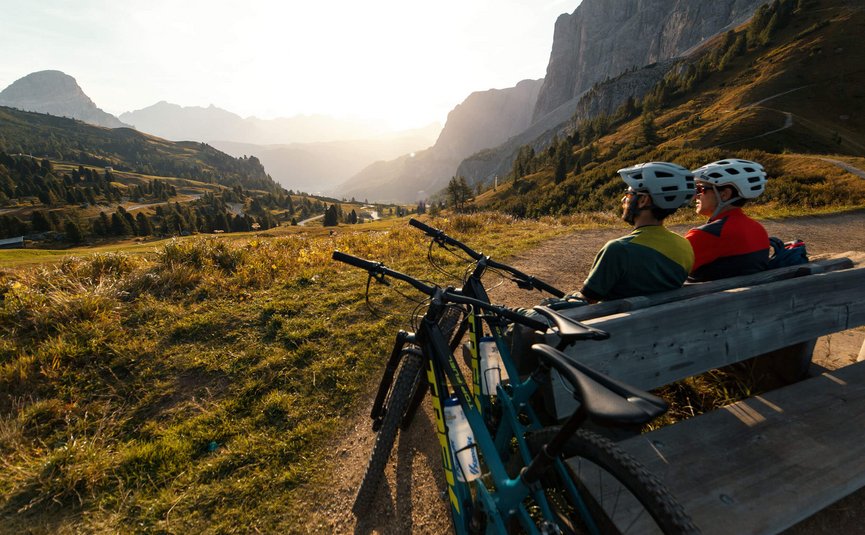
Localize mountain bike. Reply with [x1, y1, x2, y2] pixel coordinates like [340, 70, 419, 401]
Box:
[351, 218, 566, 514]
[334, 250, 700, 534]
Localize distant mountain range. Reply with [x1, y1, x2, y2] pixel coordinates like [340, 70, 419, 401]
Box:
[0, 70, 129, 129]
[119, 102, 412, 145]
[210, 124, 440, 196]
[337, 79, 544, 202]
[0, 0, 784, 204]
[341, 0, 770, 202]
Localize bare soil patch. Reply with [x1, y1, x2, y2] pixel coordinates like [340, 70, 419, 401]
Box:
[309, 210, 865, 534]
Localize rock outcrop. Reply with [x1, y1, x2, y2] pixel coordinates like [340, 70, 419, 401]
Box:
[533, 0, 766, 121]
[0, 70, 128, 128]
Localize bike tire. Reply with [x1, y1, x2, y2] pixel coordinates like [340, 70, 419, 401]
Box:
[400, 304, 464, 429]
[352, 349, 425, 515]
[527, 427, 700, 535]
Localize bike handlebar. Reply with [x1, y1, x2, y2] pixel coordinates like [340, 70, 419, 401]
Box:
[332, 250, 549, 331]
[332, 250, 437, 296]
[408, 218, 565, 298]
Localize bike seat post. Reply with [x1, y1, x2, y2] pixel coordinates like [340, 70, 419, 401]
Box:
[520, 404, 588, 486]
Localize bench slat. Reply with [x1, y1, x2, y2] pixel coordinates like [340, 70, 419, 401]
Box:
[617, 360, 865, 535]
[549, 267, 865, 419]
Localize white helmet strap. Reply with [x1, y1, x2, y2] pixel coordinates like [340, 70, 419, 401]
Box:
[709, 184, 742, 220]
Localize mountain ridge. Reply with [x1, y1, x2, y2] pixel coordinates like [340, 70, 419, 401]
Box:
[0, 70, 130, 129]
[337, 79, 544, 202]
[119, 101, 420, 145]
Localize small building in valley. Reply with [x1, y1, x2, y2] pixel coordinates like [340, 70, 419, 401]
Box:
[0, 236, 25, 249]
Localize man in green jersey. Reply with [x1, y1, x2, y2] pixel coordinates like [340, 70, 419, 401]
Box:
[578, 162, 696, 302]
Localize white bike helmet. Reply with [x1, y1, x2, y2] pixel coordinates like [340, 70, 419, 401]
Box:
[692, 159, 767, 199]
[617, 162, 696, 210]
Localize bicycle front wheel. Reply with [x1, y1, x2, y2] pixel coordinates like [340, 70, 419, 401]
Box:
[352, 349, 425, 515]
[527, 428, 700, 535]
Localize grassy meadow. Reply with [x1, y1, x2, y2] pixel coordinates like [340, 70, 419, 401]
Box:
[0, 213, 575, 533]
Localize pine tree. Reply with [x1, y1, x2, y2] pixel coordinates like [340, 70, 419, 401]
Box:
[323, 204, 339, 227]
[64, 220, 83, 243]
[135, 212, 153, 236]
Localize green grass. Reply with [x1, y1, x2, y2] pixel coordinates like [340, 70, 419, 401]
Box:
[0, 212, 572, 533]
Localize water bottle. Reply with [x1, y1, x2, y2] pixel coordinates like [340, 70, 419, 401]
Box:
[443, 396, 481, 482]
[478, 337, 508, 395]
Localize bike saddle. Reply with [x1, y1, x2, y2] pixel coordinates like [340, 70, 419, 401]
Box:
[532, 305, 609, 342]
[531, 343, 667, 427]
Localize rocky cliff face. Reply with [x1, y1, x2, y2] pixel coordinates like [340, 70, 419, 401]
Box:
[0, 70, 128, 128]
[457, 60, 674, 184]
[338, 79, 543, 202]
[533, 0, 766, 121]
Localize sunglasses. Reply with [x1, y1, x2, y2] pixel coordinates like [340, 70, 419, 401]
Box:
[695, 184, 713, 194]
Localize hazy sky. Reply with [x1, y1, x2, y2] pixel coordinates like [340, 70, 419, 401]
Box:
[0, 1, 578, 131]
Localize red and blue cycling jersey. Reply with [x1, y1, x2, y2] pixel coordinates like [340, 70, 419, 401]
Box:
[685, 208, 769, 282]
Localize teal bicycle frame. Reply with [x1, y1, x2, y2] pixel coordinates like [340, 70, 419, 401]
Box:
[419, 289, 599, 534]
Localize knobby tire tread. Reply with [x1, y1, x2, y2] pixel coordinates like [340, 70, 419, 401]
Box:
[528, 427, 701, 535]
[352, 351, 424, 515]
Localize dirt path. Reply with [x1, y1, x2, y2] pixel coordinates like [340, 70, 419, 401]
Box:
[310, 210, 865, 535]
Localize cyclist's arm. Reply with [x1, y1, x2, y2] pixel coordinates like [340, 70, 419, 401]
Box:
[684, 222, 724, 273]
[580, 240, 625, 302]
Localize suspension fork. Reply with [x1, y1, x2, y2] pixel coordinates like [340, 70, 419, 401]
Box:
[370, 330, 416, 431]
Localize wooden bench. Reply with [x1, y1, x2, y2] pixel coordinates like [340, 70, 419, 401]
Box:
[547, 258, 865, 534]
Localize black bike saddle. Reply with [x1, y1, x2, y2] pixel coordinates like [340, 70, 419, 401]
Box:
[531, 343, 667, 427]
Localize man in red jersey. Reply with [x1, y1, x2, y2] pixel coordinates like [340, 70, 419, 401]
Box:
[685, 158, 770, 281]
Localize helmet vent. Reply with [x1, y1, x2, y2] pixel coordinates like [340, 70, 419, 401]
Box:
[708, 172, 724, 179]
[661, 185, 678, 192]
[747, 177, 762, 183]
[726, 168, 740, 175]
[656, 171, 674, 178]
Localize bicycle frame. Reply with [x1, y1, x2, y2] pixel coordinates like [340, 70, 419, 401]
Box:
[335, 247, 689, 534]
[419, 288, 599, 534]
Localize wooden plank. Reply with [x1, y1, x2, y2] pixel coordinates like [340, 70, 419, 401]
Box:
[616, 360, 865, 535]
[562, 258, 853, 322]
[549, 267, 865, 418]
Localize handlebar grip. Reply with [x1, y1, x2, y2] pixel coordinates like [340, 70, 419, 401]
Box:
[333, 250, 438, 296]
[332, 250, 383, 272]
[408, 218, 439, 235]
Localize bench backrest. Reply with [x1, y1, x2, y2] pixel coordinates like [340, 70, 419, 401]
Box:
[562, 257, 853, 322]
[549, 264, 865, 419]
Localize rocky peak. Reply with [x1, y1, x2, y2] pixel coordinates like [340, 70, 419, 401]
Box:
[533, 0, 766, 121]
[0, 70, 128, 128]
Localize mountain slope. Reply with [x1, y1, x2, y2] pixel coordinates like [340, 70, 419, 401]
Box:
[211, 125, 438, 195]
[0, 106, 281, 193]
[457, 60, 675, 185]
[0, 70, 129, 129]
[337, 79, 543, 202]
[478, 0, 865, 217]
